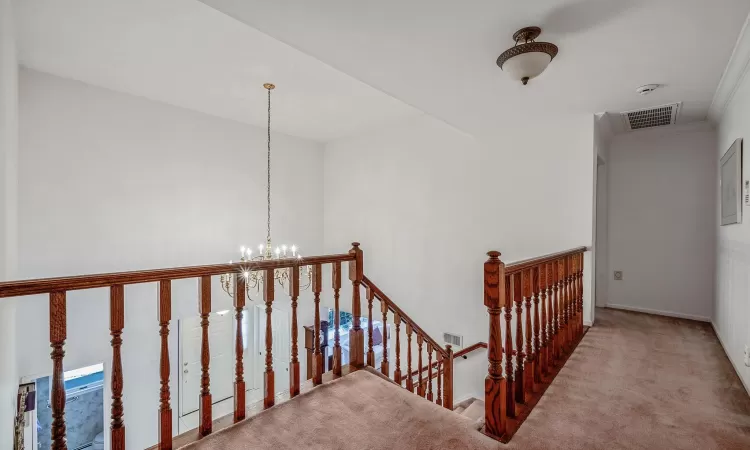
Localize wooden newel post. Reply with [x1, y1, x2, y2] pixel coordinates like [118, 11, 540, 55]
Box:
[349, 242, 365, 368]
[332, 262, 343, 376]
[110, 285, 125, 450]
[49, 292, 67, 450]
[234, 276, 247, 421]
[158, 281, 173, 449]
[198, 276, 212, 437]
[289, 266, 301, 397]
[263, 269, 275, 409]
[312, 264, 323, 385]
[484, 251, 507, 439]
[443, 345, 454, 410]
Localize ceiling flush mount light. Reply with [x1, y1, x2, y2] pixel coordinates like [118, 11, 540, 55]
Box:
[496, 26, 558, 85]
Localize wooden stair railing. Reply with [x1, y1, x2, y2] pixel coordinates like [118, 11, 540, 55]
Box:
[361, 276, 454, 410]
[0, 242, 460, 449]
[409, 342, 487, 395]
[0, 244, 367, 449]
[483, 247, 587, 443]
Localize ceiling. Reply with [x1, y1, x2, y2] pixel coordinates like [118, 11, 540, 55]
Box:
[14, 0, 420, 142]
[199, 0, 750, 139]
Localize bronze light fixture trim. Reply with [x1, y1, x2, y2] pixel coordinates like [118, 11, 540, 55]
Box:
[496, 27, 558, 85]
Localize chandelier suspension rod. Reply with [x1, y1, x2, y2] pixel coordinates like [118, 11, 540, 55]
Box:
[266, 84, 272, 250]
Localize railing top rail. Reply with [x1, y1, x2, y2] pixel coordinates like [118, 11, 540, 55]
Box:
[361, 275, 448, 357]
[504, 246, 588, 276]
[0, 253, 354, 298]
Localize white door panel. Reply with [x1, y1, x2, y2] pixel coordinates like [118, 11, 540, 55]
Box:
[179, 312, 234, 416]
[257, 305, 291, 395]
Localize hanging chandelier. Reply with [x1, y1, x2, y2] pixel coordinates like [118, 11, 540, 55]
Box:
[221, 83, 312, 299]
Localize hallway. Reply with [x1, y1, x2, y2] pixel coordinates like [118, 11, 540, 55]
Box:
[508, 308, 750, 449]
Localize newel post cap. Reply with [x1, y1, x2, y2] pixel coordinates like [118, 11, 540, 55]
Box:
[486, 250, 501, 261]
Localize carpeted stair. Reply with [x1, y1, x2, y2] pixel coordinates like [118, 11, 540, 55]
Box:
[453, 397, 485, 430]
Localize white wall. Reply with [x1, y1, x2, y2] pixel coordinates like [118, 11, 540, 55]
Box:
[323, 113, 595, 400]
[15, 69, 324, 449]
[0, 0, 18, 447]
[715, 50, 750, 392]
[593, 114, 613, 309]
[606, 123, 716, 320]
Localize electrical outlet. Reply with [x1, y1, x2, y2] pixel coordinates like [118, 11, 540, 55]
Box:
[745, 345, 750, 367]
[614, 271, 623, 281]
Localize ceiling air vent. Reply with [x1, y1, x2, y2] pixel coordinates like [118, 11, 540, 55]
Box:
[621, 102, 681, 131]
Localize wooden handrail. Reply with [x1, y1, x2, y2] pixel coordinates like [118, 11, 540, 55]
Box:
[361, 275, 447, 357]
[455, 342, 488, 359]
[505, 246, 587, 275]
[0, 253, 354, 298]
[406, 342, 487, 380]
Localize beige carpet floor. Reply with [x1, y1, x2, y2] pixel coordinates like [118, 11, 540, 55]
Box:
[182, 308, 750, 449]
[506, 308, 750, 449]
[182, 367, 499, 450]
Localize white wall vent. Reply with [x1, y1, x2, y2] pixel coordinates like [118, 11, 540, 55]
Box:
[443, 332, 463, 349]
[621, 102, 681, 131]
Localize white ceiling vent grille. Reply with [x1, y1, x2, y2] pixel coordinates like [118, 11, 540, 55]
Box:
[443, 332, 463, 349]
[621, 102, 681, 131]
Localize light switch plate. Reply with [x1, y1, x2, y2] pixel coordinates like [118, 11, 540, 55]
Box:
[745, 345, 750, 367]
[614, 271, 623, 281]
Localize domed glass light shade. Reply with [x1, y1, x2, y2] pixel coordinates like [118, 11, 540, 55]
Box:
[497, 27, 558, 85]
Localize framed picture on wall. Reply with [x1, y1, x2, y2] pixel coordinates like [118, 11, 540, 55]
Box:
[720, 138, 743, 225]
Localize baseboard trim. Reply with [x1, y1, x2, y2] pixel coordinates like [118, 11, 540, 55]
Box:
[711, 321, 750, 397]
[604, 304, 711, 322]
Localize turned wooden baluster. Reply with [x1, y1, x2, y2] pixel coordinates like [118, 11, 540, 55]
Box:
[484, 251, 507, 438]
[539, 264, 549, 377]
[504, 274, 515, 419]
[381, 299, 389, 376]
[513, 272, 525, 404]
[522, 269, 534, 398]
[436, 352, 443, 406]
[573, 254, 580, 340]
[426, 343, 434, 401]
[349, 243, 365, 367]
[198, 276, 212, 437]
[557, 258, 566, 358]
[50, 292, 67, 450]
[546, 263, 555, 369]
[158, 281, 173, 449]
[234, 277, 247, 421]
[332, 262, 342, 376]
[366, 286, 375, 367]
[289, 267, 300, 397]
[565, 256, 572, 350]
[393, 313, 402, 384]
[263, 269, 275, 408]
[443, 345, 454, 409]
[579, 253, 585, 339]
[532, 266, 541, 386]
[406, 323, 414, 392]
[569, 256, 576, 346]
[552, 260, 561, 363]
[312, 264, 323, 385]
[110, 285, 125, 450]
[417, 334, 424, 397]
[443, 345, 453, 411]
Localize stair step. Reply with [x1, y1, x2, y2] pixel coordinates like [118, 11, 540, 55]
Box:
[460, 399, 484, 422]
[454, 397, 485, 431]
